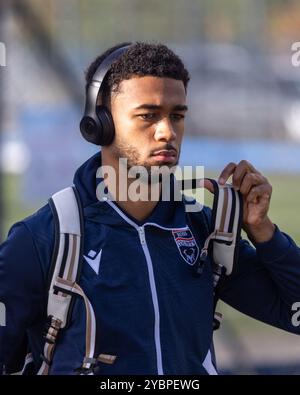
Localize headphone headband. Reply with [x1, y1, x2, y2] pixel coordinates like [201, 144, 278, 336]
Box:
[80, 44, 131, 146]
[86, 44, 131, 110]
[92, 45, 131, 86]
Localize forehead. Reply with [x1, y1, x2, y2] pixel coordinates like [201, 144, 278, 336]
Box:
[113, 76, 186, 107]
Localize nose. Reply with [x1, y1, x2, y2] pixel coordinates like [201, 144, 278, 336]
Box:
[154, 118, 176, 142]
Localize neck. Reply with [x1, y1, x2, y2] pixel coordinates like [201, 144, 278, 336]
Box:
[101, 150, 160, 222]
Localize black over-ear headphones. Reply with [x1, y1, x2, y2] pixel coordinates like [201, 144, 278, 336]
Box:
[80, 44, 131, 146]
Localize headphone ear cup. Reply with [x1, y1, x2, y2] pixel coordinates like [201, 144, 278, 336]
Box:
[79, 106, 115, 146]
[79, 115, 102, 145]
[96, 105, 115, 146]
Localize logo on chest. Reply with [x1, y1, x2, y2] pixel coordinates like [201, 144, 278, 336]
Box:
[84, 249, 102, 275]
[172, 228, 199, 266]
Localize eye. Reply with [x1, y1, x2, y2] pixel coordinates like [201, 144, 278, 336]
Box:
[139, 113, 158, 121]
[170, 113, 185, 122]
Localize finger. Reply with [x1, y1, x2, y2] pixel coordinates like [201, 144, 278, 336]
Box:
[218, 162, 237, 185]
[239, 173, 267, 195]
[246, 184, 272, 204]
[232, 160, 260, 190]
[238, 159, 257, 173]
[199, 178, 214, 194]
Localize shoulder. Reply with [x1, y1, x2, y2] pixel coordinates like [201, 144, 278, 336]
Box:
[183, 197, 212, 238]
[2, 203, 55, 283]
[183, 198, 212, 226]
[22, 203, 54, 242]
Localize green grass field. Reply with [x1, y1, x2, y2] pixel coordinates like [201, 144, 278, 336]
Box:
[266, 173, 300, 244]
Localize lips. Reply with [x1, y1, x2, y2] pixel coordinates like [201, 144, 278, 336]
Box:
[152, 149, 177, 157]
[151, 149, 177, 163]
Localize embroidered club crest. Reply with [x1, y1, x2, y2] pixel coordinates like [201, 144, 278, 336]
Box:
[172, 228, 199, 266]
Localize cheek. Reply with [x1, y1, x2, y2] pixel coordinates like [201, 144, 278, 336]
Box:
[112, 119, 151, 155]
[112, 111, 133, 133]
[116, 119, 154, 145]
[177, 129, 184, 144]
[113, 110, 148, 139]
[178, 121, 185, 137]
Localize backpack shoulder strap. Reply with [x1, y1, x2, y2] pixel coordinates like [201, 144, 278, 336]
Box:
[184, 178, 243, 276]
[202, 178, 243, 276]
[185, 178, 243, 330]
[39, 186, 116, 375]
[47, 186, 84, 327]
[38, 186, 84, 375]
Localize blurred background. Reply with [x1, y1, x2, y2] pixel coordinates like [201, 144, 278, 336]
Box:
[1, 0, 300, 374]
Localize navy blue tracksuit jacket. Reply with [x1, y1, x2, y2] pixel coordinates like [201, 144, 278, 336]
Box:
[0, 152, 300, 374]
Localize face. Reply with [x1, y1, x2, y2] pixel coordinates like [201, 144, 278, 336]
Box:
[106, 76, 187, 174]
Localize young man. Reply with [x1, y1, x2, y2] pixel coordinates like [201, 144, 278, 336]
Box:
[0, 42, 300, 375]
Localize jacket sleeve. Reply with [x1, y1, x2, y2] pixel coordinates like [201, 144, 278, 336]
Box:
[0, 222, 48, 374]
[218, 225, 300, 335]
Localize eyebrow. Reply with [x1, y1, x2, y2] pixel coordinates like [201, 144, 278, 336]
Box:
[133, 104, 188, 112]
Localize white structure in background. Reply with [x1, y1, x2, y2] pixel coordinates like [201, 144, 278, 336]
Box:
[0, 139, 31, 174]
[0, 41, 6, 66]
[285, 103, 300, 141]
[271, 53, 300, 142]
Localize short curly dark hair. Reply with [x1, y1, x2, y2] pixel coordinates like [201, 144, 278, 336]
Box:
[85, 41, 190, 105]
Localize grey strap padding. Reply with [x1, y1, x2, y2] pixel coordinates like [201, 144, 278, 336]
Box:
[47, 187, 82, 328]
[38, 187, 84, 375]
[201, 179, 243, 276]
[203, 179, 243, 331]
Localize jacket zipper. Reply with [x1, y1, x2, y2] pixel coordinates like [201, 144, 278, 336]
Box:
[138, 226, 164, 375]
[105, 201, 164, 375]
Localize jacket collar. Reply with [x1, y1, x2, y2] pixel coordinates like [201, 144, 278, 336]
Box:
[73, 151, 190, 229]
